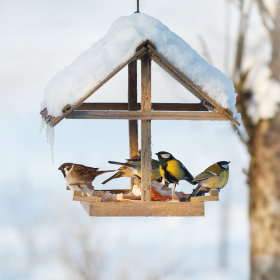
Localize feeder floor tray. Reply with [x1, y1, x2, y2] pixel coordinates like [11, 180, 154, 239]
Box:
[66, 184, 219, 217]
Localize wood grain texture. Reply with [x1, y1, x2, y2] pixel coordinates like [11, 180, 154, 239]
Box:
[67, 110, 229, 120]
[141, 53, 152, 202]
[80, 201, 205, 216]
[76, 102, 208, 111]
[128, 60, 139, 162]
[190, 189, 219, 202]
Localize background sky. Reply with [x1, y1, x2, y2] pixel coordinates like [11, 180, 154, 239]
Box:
[0, 1, 250, 279]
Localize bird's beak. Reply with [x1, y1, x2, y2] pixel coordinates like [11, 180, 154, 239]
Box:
[227, 161, 231, 164]
[155, 152, 159, 155]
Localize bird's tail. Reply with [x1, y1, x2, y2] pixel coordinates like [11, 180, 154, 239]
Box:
[101, 171, 123, 184]
[94, 170, 115, 177]
[108, 161, 137, 169]
[184, 172, 196, 185]
[189, 184, 202, 199]
[126, 158, 141, 162]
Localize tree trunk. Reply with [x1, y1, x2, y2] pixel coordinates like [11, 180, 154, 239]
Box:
[247, 3, 280, 280]
[249, 116, 280, 280]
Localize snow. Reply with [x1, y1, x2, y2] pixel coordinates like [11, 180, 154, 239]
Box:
[245, 63, 280, 124]
[42, 13, 240, 121]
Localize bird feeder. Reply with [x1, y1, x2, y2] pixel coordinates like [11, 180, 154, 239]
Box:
[41, 14, 239, 217]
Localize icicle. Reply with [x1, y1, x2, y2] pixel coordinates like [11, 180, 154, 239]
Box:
[40, 117, 45, 133]
[46, 124, 55, 165]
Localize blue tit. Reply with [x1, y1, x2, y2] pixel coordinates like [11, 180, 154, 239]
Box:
[156, 151, 196, 200]
[107, 159, 161, 181]
[189, 161, 230, 198]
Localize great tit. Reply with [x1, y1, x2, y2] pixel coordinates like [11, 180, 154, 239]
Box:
[156, 151, 196, 200]
[107, 159, 161, 181]
[189, 161, 230, 198]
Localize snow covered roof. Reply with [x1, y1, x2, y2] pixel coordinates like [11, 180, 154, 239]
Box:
[41, 13, 240, 126]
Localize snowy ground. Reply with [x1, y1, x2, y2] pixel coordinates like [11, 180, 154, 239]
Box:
[0, 1, 250, 279]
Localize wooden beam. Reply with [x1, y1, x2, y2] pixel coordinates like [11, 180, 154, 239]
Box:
[190, 189, 219, 202]
[128, 61, 139, 158]
[76, 102, 208, 111]
[43, 46, 147, 127]
[67, 110, 230, 120]
[80, 201, 205, 216]
[147, 44, 240, 126]
[141, 52, 152, 202]
[128, 60, 139, 188]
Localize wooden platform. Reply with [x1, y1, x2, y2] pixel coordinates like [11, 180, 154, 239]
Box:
[66, 185, 219, 217]
[81, 200, 204, 216]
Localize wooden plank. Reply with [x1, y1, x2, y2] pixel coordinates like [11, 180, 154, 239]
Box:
[67, 110, 230, 120]
[141, 52, 152, 202]
[147, 44, 240, 126]
[44, 46, 147, 127]
[76, 102, 208, 111]
[128, 60, 139, 160]
[80, 201, 205, 216]
[190, 188, 219, 202]
[73, 195, 102, 202]
[128, 60, 139, 187]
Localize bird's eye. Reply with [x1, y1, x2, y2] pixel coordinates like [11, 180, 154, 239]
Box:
[67, 167, 71, 171]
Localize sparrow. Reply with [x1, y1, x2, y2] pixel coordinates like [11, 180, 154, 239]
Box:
[58, 163, 114, 190]
[156, 151, 196, 200]
[189, 161, 230, 198]
[107, 158, 161, 181]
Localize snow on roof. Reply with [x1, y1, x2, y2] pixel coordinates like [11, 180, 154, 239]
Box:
[246, 63, 280, 123]
[41, 13, 240, 121]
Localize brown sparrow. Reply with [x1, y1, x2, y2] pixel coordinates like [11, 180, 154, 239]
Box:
[58, 163, 114, 190]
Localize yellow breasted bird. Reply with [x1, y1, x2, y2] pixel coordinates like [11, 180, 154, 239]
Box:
[156, 151, 196, 200]
[189, 161, 230, 198]
[107, 158, 161, 182]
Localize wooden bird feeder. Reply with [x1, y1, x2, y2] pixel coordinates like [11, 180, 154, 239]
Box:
[41, 40, 239, 217]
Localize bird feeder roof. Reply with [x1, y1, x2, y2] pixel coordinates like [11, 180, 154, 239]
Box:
[40, 13, 240, 126]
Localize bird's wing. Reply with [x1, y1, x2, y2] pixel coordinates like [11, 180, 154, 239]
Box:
[180, 162, 195, 184]
[108, 161, 140, 169]
[75, 164, 99, 175]
[193, 171, 217, 182]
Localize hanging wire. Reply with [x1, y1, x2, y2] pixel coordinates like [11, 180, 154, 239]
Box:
[136, 0, 140, 13]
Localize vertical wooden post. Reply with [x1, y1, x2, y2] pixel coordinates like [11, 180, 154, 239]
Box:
[141, 53, 152, 202]
[128, 61, 138, 158]
[128, 61, 139, 188]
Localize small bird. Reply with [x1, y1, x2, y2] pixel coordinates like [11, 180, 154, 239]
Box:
[156, 151, 196, 200]
[58, 163, 114, 190]
[107, 159, 161, 182]
[189, 161, 230, 199]
[101, 154, 141, 185]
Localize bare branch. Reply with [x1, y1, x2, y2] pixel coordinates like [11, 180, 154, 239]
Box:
[232, 123, 250, 149]
[232, 0, 254, 80]
[255, 0, 274, 37]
